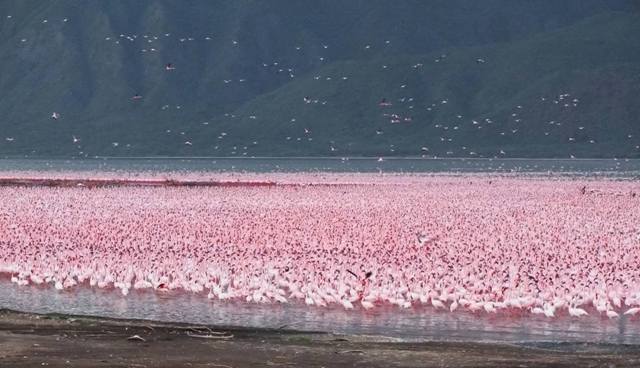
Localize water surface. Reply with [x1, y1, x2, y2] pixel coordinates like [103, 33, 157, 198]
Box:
[0, 157, 639, 176]
[1, 279, 637, 345]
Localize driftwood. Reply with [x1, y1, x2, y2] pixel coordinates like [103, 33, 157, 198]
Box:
[335, 350, 365, 354]
[186, 332, 234, 339]
[126, 334, 146, 342]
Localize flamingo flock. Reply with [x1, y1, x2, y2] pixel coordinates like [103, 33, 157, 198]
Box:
[1, 172, 639, 318]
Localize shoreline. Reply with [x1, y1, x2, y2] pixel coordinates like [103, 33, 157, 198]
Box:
[2, 156, 640, 161]
[2, 309, 640, 367]
[0, 177, 279, 188]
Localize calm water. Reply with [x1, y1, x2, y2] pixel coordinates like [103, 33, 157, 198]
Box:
[1, 279, 637, 346]
[0, 157, 639, 175]
[1, 157, 639, 345]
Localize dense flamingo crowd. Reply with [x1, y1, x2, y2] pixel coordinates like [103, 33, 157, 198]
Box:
[1, 173, 639, 318]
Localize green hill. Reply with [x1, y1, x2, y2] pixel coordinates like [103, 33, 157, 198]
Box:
[213, 12, 640, 158]
[0, 1, 638, 158]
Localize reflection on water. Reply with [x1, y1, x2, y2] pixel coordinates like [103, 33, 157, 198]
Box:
[0, 157, 639, 175]
[1, 279, 638, 345]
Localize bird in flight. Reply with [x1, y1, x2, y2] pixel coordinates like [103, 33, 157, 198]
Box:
[379, 98, 392, 107]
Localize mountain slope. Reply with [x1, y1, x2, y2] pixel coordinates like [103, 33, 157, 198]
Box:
[0, 1, 638, 157]
[184, 12, 640, 158]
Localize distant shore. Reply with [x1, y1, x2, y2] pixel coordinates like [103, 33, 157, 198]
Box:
[2, 309, 640, 367]
[0, 177, 278, 188]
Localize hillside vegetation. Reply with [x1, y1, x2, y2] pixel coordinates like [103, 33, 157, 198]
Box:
[0, 0, 638, 157]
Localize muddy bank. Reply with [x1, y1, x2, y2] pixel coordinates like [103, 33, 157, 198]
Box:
[1, 309, 640, 367]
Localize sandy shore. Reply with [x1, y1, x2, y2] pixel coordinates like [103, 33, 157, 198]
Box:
[2, 309, 640, 367]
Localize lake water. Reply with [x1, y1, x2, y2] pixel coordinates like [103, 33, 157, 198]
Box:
[1, 157, 639, 345]
[0, 157, 639, 176]
[1, 278, 638, 346]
